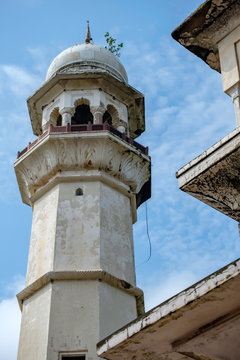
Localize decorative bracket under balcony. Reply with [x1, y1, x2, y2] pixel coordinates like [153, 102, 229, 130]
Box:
[176, 128, 240, 222]
[14, 128, 151, 211]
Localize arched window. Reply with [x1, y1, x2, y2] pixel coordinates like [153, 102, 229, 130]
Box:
[104, 105, 119, 129]
[103, 111, 112, 125]
[71, 104, 93, 125]
[75, 188, 83, 196]
[50, 107, 62, 126]
[56, 114, 62, 126]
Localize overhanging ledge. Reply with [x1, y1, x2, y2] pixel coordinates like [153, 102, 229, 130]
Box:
[172, 0, 239, 72]
[176, 127, 240, 221]
[97, 258, 240, 360]
[17, 270, 144, 316]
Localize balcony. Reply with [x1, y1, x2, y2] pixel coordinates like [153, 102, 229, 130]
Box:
[17, 123, 148, 159]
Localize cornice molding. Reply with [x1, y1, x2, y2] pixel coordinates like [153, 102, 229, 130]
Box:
[15, 132, 151, 206]
[17, 269, 145, 316]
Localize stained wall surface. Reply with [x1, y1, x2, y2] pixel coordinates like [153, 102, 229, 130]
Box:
[18, 280, 138, 360]
[47, 281, 100, 360]
[26, 186, 59, 285]
[99, 282, 137, 340]
[26, 180, 136, 286]
[17, 283, 52, 360]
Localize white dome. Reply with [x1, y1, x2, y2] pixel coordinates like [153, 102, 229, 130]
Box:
[46, 43, 128, 83]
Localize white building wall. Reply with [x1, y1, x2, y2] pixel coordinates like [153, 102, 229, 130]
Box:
[47, 281, 100, 360]
[54, 181, 101, 271]
[26, 185, 59, 285]
[100, 183, 136, 284]
[99, 282, 137, 340]
[25, 180, 135, 284]
[17, 283, 52, 360]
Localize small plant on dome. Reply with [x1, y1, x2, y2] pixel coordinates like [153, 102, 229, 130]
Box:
[104, 32, 123, 57]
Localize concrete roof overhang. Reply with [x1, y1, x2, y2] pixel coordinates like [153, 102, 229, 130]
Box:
[27, 71, 145, 139]
[171, 0, 240, 72]
[176, 127, 240, 222]
[97, 258, 240, 360]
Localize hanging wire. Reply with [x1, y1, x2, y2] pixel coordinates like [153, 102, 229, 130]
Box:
[136, 201, 152, 267]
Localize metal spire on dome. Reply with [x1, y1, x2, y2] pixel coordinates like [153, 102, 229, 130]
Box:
[85, 21, 92, 44]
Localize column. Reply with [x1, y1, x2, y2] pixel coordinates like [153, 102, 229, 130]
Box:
[91, 104, 106, 124]
[60, 107, 74, 126]
[227, 84, 240, 127]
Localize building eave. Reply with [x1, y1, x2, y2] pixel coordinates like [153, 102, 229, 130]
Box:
[171, 0, 239, 72]
[97, 258, 240, 360]
[176, 127, 240, 222]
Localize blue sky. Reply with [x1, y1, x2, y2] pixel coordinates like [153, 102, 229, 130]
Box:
[1, 0, 239, 358]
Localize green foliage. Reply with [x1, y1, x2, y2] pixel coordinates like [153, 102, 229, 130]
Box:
[104, 32, 123, 57]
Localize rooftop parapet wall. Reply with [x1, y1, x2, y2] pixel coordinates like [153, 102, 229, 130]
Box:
[17, 123, 149, 159]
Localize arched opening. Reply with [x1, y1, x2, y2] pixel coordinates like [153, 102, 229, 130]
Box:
[74, 97, 90, 108]
[50, 107, 62, 126]
[71, 104, 93, 125]
[75, 188, 83, 196]
[56, 114, 62, 126]
[104, 105, 120, 129]
[103, 111, 112, 125]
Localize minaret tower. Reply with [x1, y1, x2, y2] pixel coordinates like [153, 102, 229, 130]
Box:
[15, 28, 151, 360]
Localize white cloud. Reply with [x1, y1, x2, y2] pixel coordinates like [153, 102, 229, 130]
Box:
[130, 37, 240, 307]
[143, 270, 197, 311]
[27, 46, 52, 75]
[0, 276, 24, 360]
[0, 65, 42, 97]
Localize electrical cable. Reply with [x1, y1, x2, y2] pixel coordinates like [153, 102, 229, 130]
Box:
[136, 201, 152, 267]
[145, 201, 152, 263]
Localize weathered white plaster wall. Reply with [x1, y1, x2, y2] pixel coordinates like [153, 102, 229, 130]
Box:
[26, 180, 135, 284]
[47, 280, 100, 360]
[17, 283, 52, 360]
[26, 186, 59, 285]
[100, 183, 135, 284]
[54, 182, 101, 271]
[99, 282, 137, 340]
[18, 280, 138, 360]
[218, 25, 240, 93]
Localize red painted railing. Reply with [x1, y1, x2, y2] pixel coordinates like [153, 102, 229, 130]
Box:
[17, 123, 149, 159]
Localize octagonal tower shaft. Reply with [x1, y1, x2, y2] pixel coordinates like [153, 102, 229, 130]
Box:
[15, 39, 151, 360]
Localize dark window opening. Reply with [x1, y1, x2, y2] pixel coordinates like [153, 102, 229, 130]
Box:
[71, 105, 93, 125]
[62, 357, 85, 360]
[56, 114, 62, 126]
[75, 188, 83, 196]
[103, 111, 112, 125]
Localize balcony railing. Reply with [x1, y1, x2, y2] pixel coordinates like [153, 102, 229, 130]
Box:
[17, 123, 149, 159]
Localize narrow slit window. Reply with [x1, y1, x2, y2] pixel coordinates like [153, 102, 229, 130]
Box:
[75, 188, 83, 196]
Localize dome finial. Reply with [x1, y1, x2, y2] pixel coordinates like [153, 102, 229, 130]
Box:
[85, 21, 92, 44]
